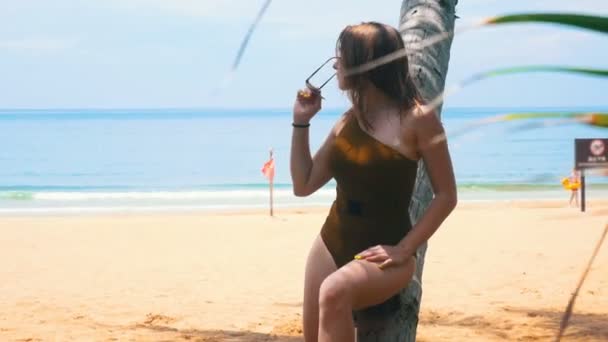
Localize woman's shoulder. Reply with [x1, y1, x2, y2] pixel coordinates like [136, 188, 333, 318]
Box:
[341, 107, 355, 121]
[331, 108, 354, 136]
[400, 104, 446, 151]
[405, 104, 442, 131]
[410, 103, 437, 119]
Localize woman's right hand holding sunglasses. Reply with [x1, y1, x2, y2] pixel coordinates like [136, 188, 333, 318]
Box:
[293, 88, 322, 125]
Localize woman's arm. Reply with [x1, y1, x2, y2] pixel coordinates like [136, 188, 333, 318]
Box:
[396, 110, 457, 257]
[290, 89, 337, 197]
[290, 126, 335, 197]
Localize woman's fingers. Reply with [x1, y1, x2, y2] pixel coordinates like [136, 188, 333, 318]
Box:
[363, 254, 389, 262]
[354, 245, 407, 269]
[297, 88, 322, 103]
[297, 89, 310, 98]
[355, 245, 385, 260]
[378, 258, 393, 270]
[355, 249, 371, 259]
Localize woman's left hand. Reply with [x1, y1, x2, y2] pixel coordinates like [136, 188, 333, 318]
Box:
[355, 245, 410, 270]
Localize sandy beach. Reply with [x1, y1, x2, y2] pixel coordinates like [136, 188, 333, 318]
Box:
[1, 200, 607, 342]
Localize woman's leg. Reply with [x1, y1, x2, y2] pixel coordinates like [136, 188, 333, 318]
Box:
[569, 191, 576, 206]
[303, 235, 338, 342]
[318, 257, 416, 342]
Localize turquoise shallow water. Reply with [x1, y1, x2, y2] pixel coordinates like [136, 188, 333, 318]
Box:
[0, 108, 606, 213]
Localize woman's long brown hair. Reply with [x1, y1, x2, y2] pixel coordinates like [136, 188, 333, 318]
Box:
[337, 22, 423, 129]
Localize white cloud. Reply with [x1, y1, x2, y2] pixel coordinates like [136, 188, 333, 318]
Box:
[521, 30, 595, 50]
[523, 0, 608, 13]
[104, 0, 402, 25]
[103, 0, 261, 18]
[0, 38, 79, 53]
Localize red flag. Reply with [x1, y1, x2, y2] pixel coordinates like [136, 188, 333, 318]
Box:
[261, 158, 275, 180]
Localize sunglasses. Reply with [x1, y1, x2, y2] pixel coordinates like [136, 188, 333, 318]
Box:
[305, 57, 338, 93]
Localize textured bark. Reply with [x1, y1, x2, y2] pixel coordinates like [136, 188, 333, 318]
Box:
[355, 1, 458, 340]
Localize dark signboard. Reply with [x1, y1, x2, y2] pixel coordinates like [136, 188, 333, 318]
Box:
[575, 138, 608, 170]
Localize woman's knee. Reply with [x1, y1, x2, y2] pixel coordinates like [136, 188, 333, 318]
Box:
[318, 274, 352, 312]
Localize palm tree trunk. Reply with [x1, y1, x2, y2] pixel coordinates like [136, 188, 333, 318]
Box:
[355, 1, 458, 340]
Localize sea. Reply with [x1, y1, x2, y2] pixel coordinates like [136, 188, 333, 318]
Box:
[1, 107, 606, 214]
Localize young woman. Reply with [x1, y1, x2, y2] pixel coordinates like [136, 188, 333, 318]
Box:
[290, 22, 457, 342]
[568, 168, 582, 207]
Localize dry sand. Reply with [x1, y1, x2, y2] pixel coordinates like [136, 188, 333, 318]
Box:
[1, 200, 607, 341]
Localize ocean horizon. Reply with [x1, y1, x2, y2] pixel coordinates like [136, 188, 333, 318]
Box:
[1, 107, 606, 214]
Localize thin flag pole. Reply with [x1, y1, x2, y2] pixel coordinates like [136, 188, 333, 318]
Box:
[269, 148, 274, 217]
[261, 148, 275, 217]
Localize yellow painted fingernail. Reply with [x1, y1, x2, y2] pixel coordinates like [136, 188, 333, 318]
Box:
[354, 255, 362, 260]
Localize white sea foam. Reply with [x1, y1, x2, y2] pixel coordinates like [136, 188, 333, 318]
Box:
[30, 189, 336, 201]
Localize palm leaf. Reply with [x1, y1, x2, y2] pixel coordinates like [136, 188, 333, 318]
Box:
[501, 112, 608, 128]
[348, 13, 608, 76]
[464, 66, 608, 86]
[433, 112, 608, 147]
[485, 13, 608, 34]
[426, 66, 608, 111]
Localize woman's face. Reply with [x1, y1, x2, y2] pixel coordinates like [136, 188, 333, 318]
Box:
[333, 56, 348, 90]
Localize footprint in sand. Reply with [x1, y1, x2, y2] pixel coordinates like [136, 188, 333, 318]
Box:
[143, 313, 176, 325]
[271, 318, 303, 336]
[272, 301, 303, 308]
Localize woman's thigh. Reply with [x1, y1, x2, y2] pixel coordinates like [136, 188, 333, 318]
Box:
[323, 256, 415, 311]
[303, 235, 338, 341]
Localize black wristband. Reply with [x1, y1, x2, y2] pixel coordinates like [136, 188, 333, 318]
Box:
[292, 122, 310, 128]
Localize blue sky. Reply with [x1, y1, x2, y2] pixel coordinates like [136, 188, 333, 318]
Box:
[0, 0, 606, 109]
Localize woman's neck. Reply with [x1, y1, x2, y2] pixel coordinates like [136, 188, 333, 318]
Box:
[360, 85, 399, 119]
